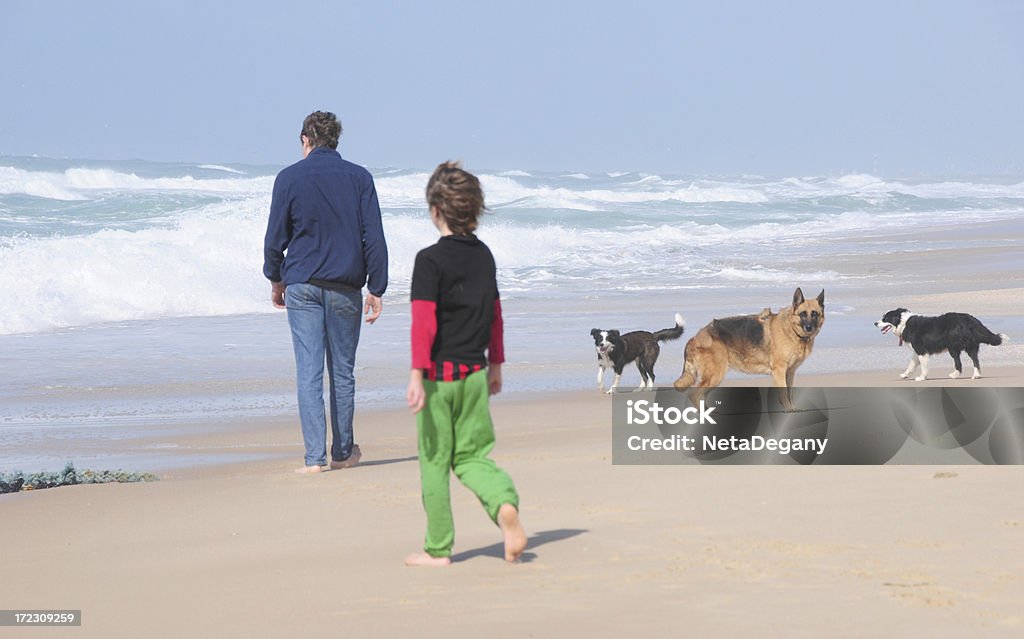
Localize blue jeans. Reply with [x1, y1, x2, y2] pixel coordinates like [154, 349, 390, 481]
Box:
[285, 282, 362, 466]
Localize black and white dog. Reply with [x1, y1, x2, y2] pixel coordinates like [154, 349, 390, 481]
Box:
[591, 314, 685, 393]
[874, 308, 1009, 380]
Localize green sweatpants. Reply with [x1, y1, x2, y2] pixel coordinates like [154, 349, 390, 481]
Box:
[417, 369, 519, 558]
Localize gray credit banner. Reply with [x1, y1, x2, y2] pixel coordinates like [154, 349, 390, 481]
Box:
[611, 387, 1024, 465]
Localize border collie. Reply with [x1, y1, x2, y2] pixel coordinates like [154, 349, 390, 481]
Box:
[874, 308, 1009, 380]
[591, 314, 685, 393]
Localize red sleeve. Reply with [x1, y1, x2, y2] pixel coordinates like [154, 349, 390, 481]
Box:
[488, 298, 505, 364]
[411, 300, 437, 370]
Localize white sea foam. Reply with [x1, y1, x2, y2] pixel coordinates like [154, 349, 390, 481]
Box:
[0, 165, 272, 200]
[767, 173, 1024, 201]
[0, 166, 87, 201]
[375, 172, 769, 210]
[0, 198, 272, 334]
[62, 168, 272, 193]
[2, 157, 1022, 334]
[8, 163, 1022, 211]
[714, 267, 842, 283]
[198, 164, 247, 175]
[0, 205, 872, 335]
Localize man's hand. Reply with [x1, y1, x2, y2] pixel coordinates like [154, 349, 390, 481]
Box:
[365, 293, 382, 324]
[271, 281, 286, 309]
[407, 369, 426, 414]
[488, 363, 503, 396]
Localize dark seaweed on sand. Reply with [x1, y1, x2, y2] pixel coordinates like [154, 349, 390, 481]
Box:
[0, 462, 157, 494]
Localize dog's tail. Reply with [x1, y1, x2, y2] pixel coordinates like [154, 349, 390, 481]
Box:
[981, 326, 1009, 346]
[673, 341, 697, 391]
[653, 313, 686, 342]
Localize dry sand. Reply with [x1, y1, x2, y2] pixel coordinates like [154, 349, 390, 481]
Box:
[3, 383, 1024, 638]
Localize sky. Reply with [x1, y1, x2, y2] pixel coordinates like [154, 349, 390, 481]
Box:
[1, 0, 1023, 175]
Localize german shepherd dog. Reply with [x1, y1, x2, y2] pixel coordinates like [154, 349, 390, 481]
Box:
[673, 288, 825, 411]
[592, 314, 686, 393]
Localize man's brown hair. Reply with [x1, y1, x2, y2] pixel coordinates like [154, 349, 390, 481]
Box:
[425, 161, 487, 236]
[301, 111, 342, 150]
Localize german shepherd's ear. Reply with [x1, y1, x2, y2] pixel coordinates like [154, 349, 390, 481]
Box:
[792, 287, 805, 309]
[816, 289, 825, 308]
[590, 328, 601, 338]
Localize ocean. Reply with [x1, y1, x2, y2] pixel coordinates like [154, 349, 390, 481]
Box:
[2, 156, 1022, 472]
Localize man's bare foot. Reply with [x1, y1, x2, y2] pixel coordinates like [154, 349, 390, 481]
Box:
[404, 552, 452, 567]
[497, 503, 527, 563]
[329, 444, 362, 470]
[294, 465, 324, 474]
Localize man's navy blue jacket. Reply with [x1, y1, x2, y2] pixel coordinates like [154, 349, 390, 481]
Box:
[263, 147, 388, 297]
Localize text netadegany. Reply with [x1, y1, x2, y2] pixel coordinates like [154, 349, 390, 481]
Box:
[626, 435, 828, 455]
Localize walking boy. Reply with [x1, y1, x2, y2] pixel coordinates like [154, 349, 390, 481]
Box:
[405, 162, 526, 566]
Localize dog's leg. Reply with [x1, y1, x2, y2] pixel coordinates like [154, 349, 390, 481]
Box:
[633, 366, 648, 392]
[914, 353, 930, 381]
[597, 366, 605, 393]
[949, 349, 963, 379]
[606, 370, 622, 394]
[772, 366, 794, 411]
[900, 354, 919, 379]
[967, 346, 982, 379]
[647, 345, 659, 390]
[689, 386, 706, 408]
[785, 368, 797, 410]
[674, 364, 696, 390]
[637, 356, 656, 391]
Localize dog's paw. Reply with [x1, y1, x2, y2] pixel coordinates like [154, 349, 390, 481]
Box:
[604, 388, 615, 395]
[972, 373, 982, 380]
[914, 375, 926, 382]
[900, 372, 910, 379]
[949, 371, 961, 379]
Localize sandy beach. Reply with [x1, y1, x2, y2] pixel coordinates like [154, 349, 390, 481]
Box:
[5, 3, 1024, 634]
[3, 375, 1024, 637]
[2, 168, 1022, 637]
[2, 279, 1021, 638]
[3, 278, 1022, 637]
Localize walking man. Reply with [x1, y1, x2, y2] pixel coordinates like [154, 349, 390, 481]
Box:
[264, 110, 389, 473]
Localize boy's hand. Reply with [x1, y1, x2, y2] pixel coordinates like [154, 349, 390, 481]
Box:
[488, 363, 503, 396]
[407, 369, 426, 414]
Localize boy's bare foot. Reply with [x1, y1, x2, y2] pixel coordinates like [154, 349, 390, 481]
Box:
[404, 552, 452, 567]
[294, 465, 324, 474]
[330, 444, 362, 470]
[497, 503, 527, 563]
